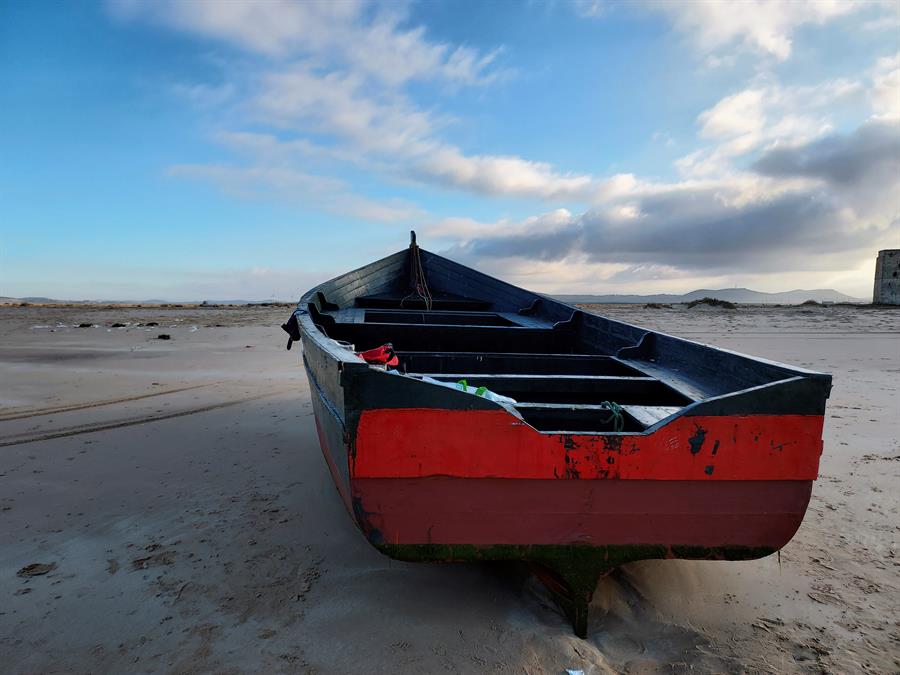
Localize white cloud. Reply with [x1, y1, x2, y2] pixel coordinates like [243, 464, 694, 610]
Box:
[246, 60, 639, 201]
[138, 0, 895, 209]
[427, 208, 576, 240]
[440, 143, 897, 293]
[115, 1, 618, 204]
[252, 64, 439, 157]
[109, 0, 360, 56]
[643, 0, 883, 61]
[168, 164, 423, 223]
[699, 78, 865, 147]
[870, 53, 900, 119]
[679, 73, 871, 178]
[235, 60, 641, 202]
[698, 89, 766, 139]
[415, 149, 596, 200]
[109, 0, 502, 86]
[347, 14, 505, 87]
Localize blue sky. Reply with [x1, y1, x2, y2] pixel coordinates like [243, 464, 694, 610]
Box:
[2, 0, 898, 300]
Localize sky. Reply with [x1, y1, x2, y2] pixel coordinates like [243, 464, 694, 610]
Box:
[1, 0, 898, 301]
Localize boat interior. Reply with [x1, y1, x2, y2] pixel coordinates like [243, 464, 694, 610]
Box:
[300, 237, 797, 434]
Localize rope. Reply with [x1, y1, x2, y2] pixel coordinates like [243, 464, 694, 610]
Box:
[401, 243, 433, 310]
[599, 401, 625, 432]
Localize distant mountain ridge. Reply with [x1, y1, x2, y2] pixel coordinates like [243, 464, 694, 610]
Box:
[556, 288, 866, 305]
[3, 287, 866, 306]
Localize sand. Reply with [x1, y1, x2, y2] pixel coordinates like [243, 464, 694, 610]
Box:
[1, 303, 898, 673]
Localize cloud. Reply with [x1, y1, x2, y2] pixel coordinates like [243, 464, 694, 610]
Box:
[115, 1, 621, 204]
[870, 53, 900, 119]
[640, 0, 885, 62]
[168, 163, 423, 223]
[753, 120, 900, 187]
[252, 64, 439, 157]
[430, 53, 898, 295]
[427, 208, 578, 249]
[138, 1, 887, 209]
[454, 194, 830, 272]
[110, 0, 503, 86]
[446, 188, 892, 279]
[247, 62, 631, 201]
[414, 149, 596, 200]
[698, 89, 766, 139]
[439, 117, 899, 283]
[677, 75, 869, 178]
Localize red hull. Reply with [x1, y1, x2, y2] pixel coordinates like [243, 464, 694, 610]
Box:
[352, 477, 811, 548]
[354, 408, 824, 481]
[314, 404, 815, 551]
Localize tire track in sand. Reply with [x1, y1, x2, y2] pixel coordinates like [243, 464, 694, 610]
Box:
[0, 388, 294, 448]
[0, 382, 221, 421]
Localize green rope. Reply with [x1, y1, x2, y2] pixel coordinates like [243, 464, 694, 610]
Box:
[599, 401, 624, 432]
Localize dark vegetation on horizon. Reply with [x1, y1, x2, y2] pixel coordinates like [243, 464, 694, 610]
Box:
[687, 297, 737, 309]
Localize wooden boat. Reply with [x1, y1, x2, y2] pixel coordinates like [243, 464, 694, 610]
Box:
[282, 232, 831, 636]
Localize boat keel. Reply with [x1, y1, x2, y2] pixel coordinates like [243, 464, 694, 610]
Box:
[531, 562, 610, 638]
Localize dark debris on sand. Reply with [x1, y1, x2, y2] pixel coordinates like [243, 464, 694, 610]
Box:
[17, 562, 57, 577]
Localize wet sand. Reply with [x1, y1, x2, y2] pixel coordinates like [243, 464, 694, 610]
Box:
[1, 304, 898, 673]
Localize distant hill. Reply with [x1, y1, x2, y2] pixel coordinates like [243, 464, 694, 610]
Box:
[3, 288, 866, 306]
[556, 288, 866, 305]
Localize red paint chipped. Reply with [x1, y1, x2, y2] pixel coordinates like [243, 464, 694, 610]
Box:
[353, 409, 824, 480]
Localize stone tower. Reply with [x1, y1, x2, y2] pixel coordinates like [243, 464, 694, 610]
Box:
[873, 249, 899, 305]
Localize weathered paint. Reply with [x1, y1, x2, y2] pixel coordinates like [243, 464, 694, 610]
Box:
[312, 412, 352, 513]
[352, 408, 824, 481]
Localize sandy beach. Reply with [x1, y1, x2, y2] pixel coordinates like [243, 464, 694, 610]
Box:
[1, 303, 897, 674]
